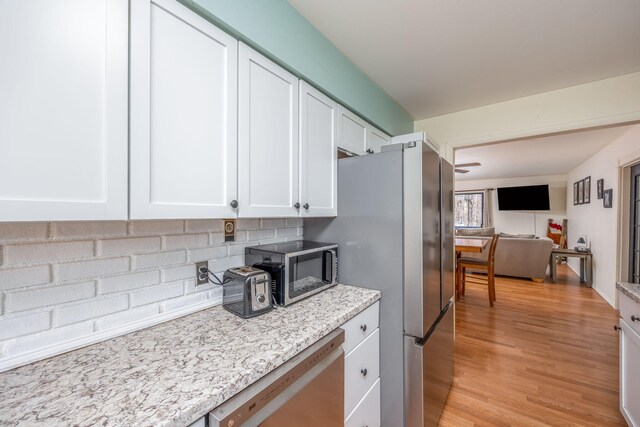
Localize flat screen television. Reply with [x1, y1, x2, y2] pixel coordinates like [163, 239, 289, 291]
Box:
[497, 184, 550, 211]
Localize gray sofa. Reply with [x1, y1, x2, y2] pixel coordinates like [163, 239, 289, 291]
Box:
[456, 228, 553, 281]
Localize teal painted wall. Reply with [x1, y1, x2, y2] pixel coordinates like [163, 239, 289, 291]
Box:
[179, 0, 413, 136]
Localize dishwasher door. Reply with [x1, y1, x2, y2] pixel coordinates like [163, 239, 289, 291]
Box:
[210, 329, 344, 427]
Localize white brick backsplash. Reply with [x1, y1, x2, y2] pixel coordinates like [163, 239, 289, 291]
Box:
[227, 243, 249, 257]
[57, 258, 130, 282]
[0, 311, 51, 340]
[161, 292, 209, 313]
[134, 251, 187, 269]
[164, 234, 209, 250]
[261, 219, 286, 229]
[99, 237, 161, 256]
[0, 265, 51, 291]
[209, 232, 224, 245]
[5, 241, 94, 265]
[275, 227, 300, 238]
[98, 271, 161, 294]
[129, 220, 184, 236]
[185, 278, 213, 294]
[0, 223, 49, 242]
[58, 295, 129, 326]
[231, 230, 248, 243]
[6, 282, 95, 313]
[0, 218, 302, 370]
[131, 282, 183, 307]
[207, 255, 244, 274]
[95, 305, 159, 331]
[236, 219, 260, 230]
[162, 265, 196, 282]
[188, 246, 228, 262]
[247, 229, 275, 241]
[51, 222, 127, 239]
[185, 219, 223, 233]
[286, 218, 303, 227]
[5, 322, 94, 356]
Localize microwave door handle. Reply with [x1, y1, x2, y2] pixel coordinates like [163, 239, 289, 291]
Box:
[322, 250, 337, 284]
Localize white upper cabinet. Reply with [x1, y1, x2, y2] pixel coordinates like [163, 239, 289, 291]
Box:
[338, 107, 368, 156]
[0, 0, 128, 221]
[238, 43, 299, 218]
[366, 126, 391, 154]
[299, 82, 338, 217]
[130, 0, 238, 219]
[338, 107, 391, 156]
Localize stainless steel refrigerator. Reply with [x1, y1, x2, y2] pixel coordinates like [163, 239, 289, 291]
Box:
[305, 133, 455, 427]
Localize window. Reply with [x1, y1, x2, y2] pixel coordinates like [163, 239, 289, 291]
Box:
[455, 192, 484, 228]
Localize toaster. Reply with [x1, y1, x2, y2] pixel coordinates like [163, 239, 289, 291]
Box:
[222, 266, 273, 318]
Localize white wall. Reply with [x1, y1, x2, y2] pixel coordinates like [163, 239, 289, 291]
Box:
[415, 72, 640, 148]
[456, 175, 567, 237]
[0, 218, 302, 372]
[566, 124, 640, 307]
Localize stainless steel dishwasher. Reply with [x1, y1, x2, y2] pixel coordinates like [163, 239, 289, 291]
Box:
[209, 329, 344, 427]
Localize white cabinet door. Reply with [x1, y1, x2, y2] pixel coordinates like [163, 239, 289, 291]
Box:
[299, 82, 338, 217]
[338, 107, 367, 156]
[130, 0, 238, 219]
[0, 0, 128, 221]
[366, 126, 391, 154]
[345, 379, 381, 427]
[621, 320, 640, 427]
[238, 43, 299, 218]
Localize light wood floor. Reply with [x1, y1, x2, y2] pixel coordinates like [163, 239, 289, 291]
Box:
[440, 265, 626, 427]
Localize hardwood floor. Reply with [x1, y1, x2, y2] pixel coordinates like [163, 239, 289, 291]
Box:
[440, 265, 626, 427]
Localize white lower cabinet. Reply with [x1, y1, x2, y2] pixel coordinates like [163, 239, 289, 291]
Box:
[621, 321, 640, 427]
[345, 379, 381, 427]
[619, 290, 640, 427]
[342, 302, 381, 426]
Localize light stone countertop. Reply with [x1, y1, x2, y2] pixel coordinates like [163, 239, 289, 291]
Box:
[617, 281, 640, 304]
[0, 284, 380, 427]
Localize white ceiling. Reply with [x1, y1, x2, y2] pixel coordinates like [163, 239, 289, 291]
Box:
[288, 0, 640, 120]
[454, 125, 633, 181]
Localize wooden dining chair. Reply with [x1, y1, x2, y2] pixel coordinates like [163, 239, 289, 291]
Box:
[456, 234, 500, 307]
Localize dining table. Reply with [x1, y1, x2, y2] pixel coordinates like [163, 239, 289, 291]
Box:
[454, 238, 488, 255]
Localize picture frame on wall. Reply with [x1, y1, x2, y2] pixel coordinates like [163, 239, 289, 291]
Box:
[603, 189, 613, 208]
[578, 180, 584, 204]
[573, 182, 579, 205]
[584, 176, 591, 203]
[597, 179, 604, 199]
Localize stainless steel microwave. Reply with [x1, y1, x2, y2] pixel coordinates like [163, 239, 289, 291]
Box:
[246, 241, 338, 306]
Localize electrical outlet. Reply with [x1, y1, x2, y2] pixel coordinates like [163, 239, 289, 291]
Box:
[196, 261, 209, 285]
[224, 219, 236, 242]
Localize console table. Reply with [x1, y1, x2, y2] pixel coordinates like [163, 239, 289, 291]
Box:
[549, 248, 592, 287]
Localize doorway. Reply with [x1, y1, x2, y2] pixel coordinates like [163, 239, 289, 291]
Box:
[630, 163, 640, 284]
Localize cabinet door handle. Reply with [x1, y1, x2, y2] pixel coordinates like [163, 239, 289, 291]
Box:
[230, 200, 238, 208]
[294, 202, 300, 209]
[360, 368, 367, 376]
[632, 315, 639, 322]
[360, 324, 367, 332]
[614, 325, 621, 331]
[303, 203, 309, 209]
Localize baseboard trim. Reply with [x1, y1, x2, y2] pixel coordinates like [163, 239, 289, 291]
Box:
[0, 297, 222, 374]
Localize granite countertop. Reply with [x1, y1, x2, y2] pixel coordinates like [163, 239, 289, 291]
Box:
[617, 281, 640, 304]
[0, 284, 380, 426]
